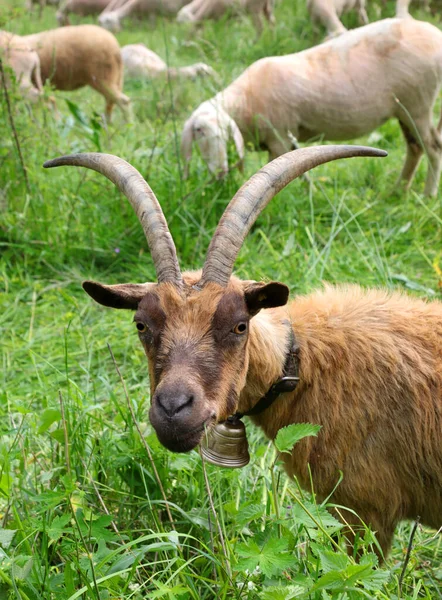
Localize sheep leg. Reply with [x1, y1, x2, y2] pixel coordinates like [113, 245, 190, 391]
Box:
[251, 11, 264, 37]
[357, 1, 369, 25]
[397, 121, 424, 190]
[423, 127, 442, 197]
[264, 0, 275, 26]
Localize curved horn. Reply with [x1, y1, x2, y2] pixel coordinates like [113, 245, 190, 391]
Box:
[43, 153, 182, 285]
[200, 145, 387, 287]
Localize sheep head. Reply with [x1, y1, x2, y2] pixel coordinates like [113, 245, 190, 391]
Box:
[181, 102, 245, 178]
[44, 146, 387, 453]
[98, 11, 122, 32]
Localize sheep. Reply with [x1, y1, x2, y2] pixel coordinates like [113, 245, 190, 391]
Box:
[181, 18, 442, 196]
[176, 0, 275, 34]
[121, 43, 216, 81]
[307, 0, 368, 37]
[98, 0, 191, 32]
[56, 0, 120, 26]
[20, 25, 131, 121]
[307, 0, 421, 38]
[43, 146, 442, 559]
[26, 0, 60, 18]
[0, 30, 43, 102]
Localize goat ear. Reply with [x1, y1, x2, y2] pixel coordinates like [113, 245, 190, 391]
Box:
[83, 281, 155, 310]
[244, 281, 289, 316]
[181, 117, 194, 179]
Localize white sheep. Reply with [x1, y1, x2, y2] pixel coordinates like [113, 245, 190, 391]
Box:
[56, 0, 120, 26]
[181, 18, 442, 196]
[0, 30, 43, 102]
[98, 0, 190, 32]
[121, 43, 216, 80]
[21, 25, 131, 121]
[176, 0, 275, 35]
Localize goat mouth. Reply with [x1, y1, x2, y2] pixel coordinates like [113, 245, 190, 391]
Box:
[154, 417, 215, 453]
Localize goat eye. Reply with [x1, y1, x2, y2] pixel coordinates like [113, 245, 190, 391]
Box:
[136, 322, 147, 333]
[232, 322, 248, 335]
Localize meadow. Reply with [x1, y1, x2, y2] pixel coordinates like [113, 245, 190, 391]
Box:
[1, 0, 441, 598]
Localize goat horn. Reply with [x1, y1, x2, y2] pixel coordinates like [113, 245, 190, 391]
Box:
[200, 145, 387, 287]
[43, 153, 182, 285]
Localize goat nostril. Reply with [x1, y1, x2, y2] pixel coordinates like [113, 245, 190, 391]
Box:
[156, 392, 194, 418]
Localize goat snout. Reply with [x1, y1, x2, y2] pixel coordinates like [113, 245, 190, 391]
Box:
[150, 382, 213, 452]
[155, 389, 194, 418]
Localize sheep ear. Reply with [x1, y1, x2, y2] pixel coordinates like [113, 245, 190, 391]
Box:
[181, 117, 194, 179]
[243, 281, 289, 316]
[83, 281, 156, 310]
[229, 119, 245, 170]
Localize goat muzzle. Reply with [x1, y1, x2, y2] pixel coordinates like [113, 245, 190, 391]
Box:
[200, 416, 250, 468]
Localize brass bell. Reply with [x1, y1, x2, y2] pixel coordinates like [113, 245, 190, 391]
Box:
[200, 416, 250, 468]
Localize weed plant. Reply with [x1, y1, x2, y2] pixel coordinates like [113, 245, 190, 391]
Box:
[0, 0, 441, 598]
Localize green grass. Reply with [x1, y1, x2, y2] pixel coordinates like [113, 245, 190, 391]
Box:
[1, 0, 441, 598]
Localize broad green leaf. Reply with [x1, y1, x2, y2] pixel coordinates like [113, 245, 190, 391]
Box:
[291, 500, 342, 531]
[314, 546, 349, 573]
[236, 536, 294, 578]
[38, 408, 61, 434]
[12, 556, 33, 581]
[48, 514, 72, 543]
[275, 423, 322, 454]
[236, 503, 265, 526]
[261, 585, 304, 599]
[0, 529, 16, 549]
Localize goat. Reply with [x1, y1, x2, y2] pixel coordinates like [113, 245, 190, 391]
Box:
[98, 0, 190, 32]
[307, 0, 368, 37]
[56, 0, 118, 26]
[181, 18, 442, 196]
[20, 25, 131, 121]
[121, 44, 216, 81]
[43, 146, 442, 559]
[0, 30, 43, 102]
[176, 0, 275, 35]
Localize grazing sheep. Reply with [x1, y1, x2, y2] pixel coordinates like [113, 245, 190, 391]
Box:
[26, 0, 60, 17]
[176, 0, 275, 34]
[307, 0, 368, 37]
[43, 146, 442, 559]
[56, 0, 118, 26]
[98, 0, 190, 32]
[181, 18, 442, 196]
[0, 30, 43, 102]
[21, 25, 131, 120]
[121, 43, 216, 80]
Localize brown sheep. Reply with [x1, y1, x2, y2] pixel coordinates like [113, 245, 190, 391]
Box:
[22, 25, 131, 120]
[43, 147, 442, 559]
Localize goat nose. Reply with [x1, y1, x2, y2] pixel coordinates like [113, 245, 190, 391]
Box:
[155, 391, 194, 418]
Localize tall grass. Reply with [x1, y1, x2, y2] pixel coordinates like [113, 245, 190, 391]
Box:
[1, 0, 441, 598]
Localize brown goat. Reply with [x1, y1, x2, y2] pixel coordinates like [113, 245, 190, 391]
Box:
[43, 147, 442, 558]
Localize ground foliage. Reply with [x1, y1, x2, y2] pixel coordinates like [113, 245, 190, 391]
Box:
[0, 0, 441, 598]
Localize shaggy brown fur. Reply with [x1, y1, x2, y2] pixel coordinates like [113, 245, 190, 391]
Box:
[85, 272, 442, 557]
[22, 25, 131, 120]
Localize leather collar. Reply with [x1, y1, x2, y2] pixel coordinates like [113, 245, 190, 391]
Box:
[235, 324, 300, 419]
